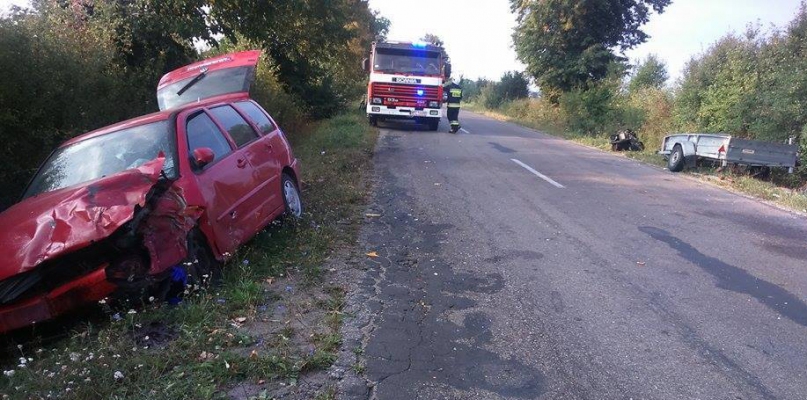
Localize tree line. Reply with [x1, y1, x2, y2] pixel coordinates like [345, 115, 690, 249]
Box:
[0, 0, 388, 208]
[471, 0, 807, 186]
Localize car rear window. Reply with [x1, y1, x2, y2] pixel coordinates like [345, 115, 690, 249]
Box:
[209, 105, 259, 148]
[235, 101, 277, 134]
[186, 112, 233, 167]
[24, 121, 176, 198]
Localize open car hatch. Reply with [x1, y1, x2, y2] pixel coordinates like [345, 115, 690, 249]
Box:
[156, 50, 261, 111]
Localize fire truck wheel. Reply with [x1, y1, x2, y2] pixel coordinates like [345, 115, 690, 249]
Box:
[427, 119, 439, 131]
[368, 116, 378, 126]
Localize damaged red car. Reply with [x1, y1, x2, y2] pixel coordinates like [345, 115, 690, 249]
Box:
[0, 50, 303, 333]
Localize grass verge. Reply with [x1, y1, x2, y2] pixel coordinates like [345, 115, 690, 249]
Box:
[468, 104, 807, 214]
[0, 111, 377, 399]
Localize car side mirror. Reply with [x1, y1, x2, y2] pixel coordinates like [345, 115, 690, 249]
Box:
[192, 147, 215, 170]
[444, 63, 452, 79]
[362, 58, 370, 72]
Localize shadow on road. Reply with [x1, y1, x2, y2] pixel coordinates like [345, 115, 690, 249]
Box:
[640, 226, 807, 328]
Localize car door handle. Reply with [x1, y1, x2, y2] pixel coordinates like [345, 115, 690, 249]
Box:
[236, 159, 247, 168]
[264, 142, 273, 152]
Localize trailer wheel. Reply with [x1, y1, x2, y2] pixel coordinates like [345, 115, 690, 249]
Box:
[668, 145, 685, 172]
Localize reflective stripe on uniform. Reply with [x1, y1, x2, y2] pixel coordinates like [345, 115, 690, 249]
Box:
[447, 104, 461, 108]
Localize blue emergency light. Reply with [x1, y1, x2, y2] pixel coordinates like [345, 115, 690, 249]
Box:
[412, 41, 428, 48]
[417, 89, 424, 96]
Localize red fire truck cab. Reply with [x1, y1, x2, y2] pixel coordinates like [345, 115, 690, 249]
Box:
[363, 41, 451, 131]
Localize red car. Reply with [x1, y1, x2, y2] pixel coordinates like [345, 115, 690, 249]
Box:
[0, 50, 303, 333]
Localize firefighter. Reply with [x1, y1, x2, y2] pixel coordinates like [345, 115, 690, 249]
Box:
[443, 79, 463, 133]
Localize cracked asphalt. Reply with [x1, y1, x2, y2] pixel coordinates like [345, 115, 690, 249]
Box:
[340, 111, 807, 399]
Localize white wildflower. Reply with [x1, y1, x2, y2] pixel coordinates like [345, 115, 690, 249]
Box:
[3, 370, 14, 377]
[113, 371, 124, 381]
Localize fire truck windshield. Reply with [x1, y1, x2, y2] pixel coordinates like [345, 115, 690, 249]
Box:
[373, 48, 441, 76]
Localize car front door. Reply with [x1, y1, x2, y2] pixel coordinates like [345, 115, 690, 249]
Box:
[183, 110, 260, 254]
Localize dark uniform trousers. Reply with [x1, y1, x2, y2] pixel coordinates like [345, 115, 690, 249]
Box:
[445, 84, 463, 129]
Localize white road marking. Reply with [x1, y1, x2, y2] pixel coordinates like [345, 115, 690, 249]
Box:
[460, 128, 470, 134]
[511, 159, 565, 188]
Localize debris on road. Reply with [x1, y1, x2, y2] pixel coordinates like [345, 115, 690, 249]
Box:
[366, 251, 379, 258]
[365, 213, 382, 218]
[610, 129, 645, 152]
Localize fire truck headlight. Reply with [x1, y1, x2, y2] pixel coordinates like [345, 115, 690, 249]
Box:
[372, 97, 382, 104]
[428, 101, 439, 108]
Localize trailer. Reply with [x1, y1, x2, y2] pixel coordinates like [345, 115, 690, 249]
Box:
[659, 133, 799, 173]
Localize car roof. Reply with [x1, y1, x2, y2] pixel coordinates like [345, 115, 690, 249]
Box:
[60, 93, 251, 147]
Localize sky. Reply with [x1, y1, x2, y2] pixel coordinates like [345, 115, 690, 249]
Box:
[368, 0, 803, 83]
[2, 0, 804, 84]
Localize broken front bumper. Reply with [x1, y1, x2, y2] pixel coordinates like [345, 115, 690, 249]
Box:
[0, 267, 115, 333]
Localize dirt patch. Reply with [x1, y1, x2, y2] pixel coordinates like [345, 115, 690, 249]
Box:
[130, 321, 177, 348]
[225, 271, 344, 399]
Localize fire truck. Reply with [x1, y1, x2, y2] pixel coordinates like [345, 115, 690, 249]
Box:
[363, 41, 451, 130]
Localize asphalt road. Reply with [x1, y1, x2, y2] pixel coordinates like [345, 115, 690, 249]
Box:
[347, 111, 807, 399]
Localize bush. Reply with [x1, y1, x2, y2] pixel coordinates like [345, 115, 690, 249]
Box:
[626, 87, 675, 151]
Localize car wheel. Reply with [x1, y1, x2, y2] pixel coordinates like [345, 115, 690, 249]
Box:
[282, 173, 303, 218]
[668, 144, 685, 172]
[185, 229, 222, 287]
[153, 229, 221, 302]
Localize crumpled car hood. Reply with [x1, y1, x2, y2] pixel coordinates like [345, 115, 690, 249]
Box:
[0, 157, 166, 282]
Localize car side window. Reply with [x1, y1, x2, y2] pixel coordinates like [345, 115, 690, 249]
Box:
[186, 112, 233, 167]
[209, 105, 259, 147]
[235, 101, 277, 135]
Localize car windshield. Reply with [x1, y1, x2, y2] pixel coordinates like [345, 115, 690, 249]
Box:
[24, 121, 177, 198]
[373, 48, 441, 75]
[157, 66, 254, 110]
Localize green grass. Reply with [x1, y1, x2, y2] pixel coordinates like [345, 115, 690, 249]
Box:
[0, 111, 378, 399]
[470, 103, 807, 214]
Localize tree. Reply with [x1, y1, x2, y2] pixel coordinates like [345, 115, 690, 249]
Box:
[499, 71, 530, 100]
[421, 33, 444, 47]
[510, 0, 671, 93]
[420, 33, 450, 64]
[629, 54, 668, 91]
[211, 0, 387, 117]
[478, 71, 530, 108]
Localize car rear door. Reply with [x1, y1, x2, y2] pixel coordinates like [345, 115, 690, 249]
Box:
[233, 100, 289, 212]
[207, 104, 282, 228]
[182, 110, 261, 254]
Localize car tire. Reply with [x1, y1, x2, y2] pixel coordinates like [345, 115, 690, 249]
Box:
[281, 173, 303, 219]
[668, 144, 685, 172]
[185, 229, 223, 287]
